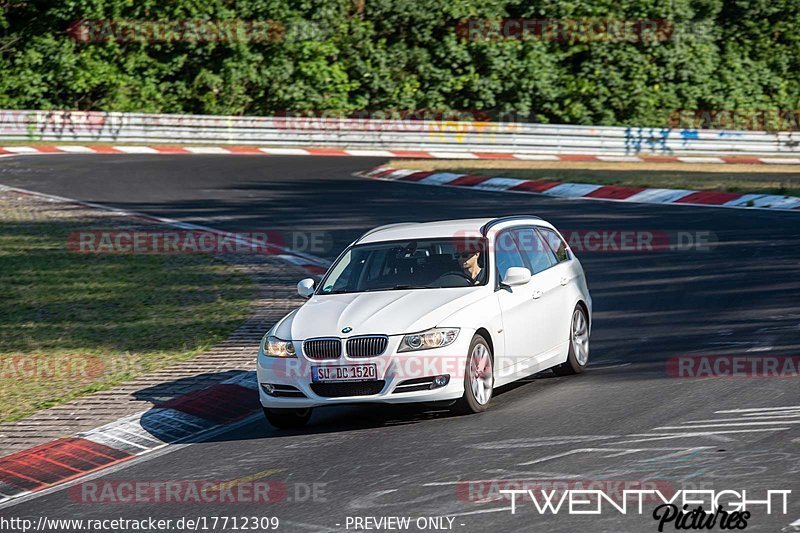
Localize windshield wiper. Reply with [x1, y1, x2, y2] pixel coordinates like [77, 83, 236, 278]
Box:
[362, 285, 431, 292]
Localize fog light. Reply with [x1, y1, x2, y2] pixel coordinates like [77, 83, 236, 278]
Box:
[261, 383, 275, 395]
[432, 375, 450, 389]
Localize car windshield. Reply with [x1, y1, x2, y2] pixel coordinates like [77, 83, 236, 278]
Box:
[318, 238, 488, 294]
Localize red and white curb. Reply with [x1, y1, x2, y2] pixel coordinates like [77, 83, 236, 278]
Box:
[363, 166, 800, 212]
[3, 144, 800, 165]
[0, 184, 331, 275]
[0, 373, 260, 504]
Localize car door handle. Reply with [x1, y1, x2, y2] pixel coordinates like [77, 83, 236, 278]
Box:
[532, 289, 543, 299]
[560, 276, 568, 286]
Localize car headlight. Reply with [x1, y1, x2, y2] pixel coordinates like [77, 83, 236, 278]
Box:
[398, 328, 460, 352]
[261, 335, 297, 358]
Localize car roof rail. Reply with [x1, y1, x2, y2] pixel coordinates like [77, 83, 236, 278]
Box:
[356, 222, 418, 242]
[480, 215, 542, 235]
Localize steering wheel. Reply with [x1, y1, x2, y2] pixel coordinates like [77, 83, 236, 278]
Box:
[433, 271, 475, 286]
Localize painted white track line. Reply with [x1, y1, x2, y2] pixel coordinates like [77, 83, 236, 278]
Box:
[715, 406, 800, 413]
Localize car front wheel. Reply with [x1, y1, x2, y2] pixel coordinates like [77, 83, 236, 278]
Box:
[263, 407, 312, 429]
[453, 334, 494, 414]
[552, 304, 590, 376]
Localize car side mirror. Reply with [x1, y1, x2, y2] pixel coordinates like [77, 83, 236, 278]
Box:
[297, 278, 316, 298]
[501, 267, 532, 288]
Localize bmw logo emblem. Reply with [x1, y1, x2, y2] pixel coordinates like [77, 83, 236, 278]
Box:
[342, 327, 352, 333]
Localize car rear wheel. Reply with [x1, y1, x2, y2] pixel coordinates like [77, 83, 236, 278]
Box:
[263, 407, 312, 429]
[552, 305, 589, 376]
[452, 334, 494, 414]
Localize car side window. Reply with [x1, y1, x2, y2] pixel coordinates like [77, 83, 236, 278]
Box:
[495, 231, 526, 282]
[513, 228, 556, 274]
[538, 228, 570, 262]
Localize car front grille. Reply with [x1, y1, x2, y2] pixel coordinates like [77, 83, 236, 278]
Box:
[346, 336, 389, 357]
[310, 380, 386, 398]
[303, 339, 341, 360]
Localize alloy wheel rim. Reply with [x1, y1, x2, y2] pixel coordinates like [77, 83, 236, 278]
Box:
[469, 342, 493, 405]
[572, 309, 589, 366]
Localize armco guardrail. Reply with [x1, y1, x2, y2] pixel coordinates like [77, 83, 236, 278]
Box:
[1, 110, 800, 156]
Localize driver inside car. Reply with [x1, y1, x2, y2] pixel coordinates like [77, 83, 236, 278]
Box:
[459, 247, 484, 285]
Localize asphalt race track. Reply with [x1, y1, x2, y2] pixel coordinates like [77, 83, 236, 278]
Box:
[1, 154, 799, 532]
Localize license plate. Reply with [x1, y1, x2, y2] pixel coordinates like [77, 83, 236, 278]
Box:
[311, 364, 378, 382]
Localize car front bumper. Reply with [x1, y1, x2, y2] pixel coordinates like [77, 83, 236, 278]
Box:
[256, 332, 473, 408]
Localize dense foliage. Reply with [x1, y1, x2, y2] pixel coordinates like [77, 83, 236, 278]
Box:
[1, 0, 799, 126]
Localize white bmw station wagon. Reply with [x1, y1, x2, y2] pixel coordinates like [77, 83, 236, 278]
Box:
[257, 216, 592, 428]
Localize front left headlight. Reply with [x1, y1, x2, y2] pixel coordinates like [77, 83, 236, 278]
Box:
[261, 335, 297, 358]
[398, 328, 460, 352]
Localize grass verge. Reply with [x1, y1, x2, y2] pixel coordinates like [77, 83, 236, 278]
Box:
[0, 195, 256, 423]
